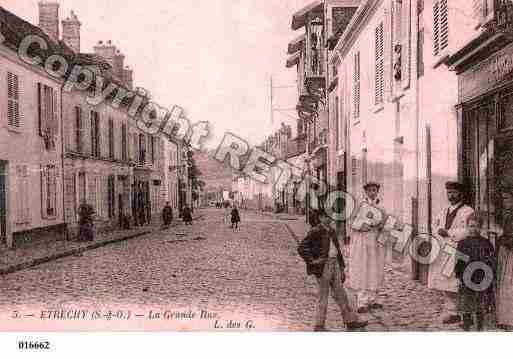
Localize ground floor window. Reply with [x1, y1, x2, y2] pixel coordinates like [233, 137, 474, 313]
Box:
[462, 93, 513, 235]
[107, 175, 116, 219]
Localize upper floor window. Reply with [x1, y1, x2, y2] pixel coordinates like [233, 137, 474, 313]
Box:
[433, 0, 448, 56]
[375, 22, 385, 105]
[7, 72, 20, 128]
[75, 107, 83, 153]
[139, 133, 146, 164]
[38, 83, 57, 150]
[121, 123, 128, 162]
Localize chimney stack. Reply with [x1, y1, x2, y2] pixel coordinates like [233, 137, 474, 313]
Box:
[93, 40, 116, 74]
[123, 66, 134, 90]
[62, 10, 81, 52]
[113, 49, 125, 81]
[38, 1, 60, 40]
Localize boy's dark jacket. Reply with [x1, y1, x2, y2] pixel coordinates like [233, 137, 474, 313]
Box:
[454, 235, 496, 285]
[297, 224, 345, 278]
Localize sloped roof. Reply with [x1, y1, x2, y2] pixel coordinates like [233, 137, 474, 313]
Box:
[291, 1, 323, 30]
[287, 33, 306, 54]
[286, 51, 300, 68]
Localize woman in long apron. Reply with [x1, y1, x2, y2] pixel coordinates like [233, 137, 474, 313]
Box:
[496, 187, 513, 330]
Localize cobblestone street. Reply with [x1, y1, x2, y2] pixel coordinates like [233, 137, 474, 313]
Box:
[1, 209, 469, 331]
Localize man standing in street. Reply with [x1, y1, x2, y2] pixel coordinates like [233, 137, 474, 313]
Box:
[428, 181, 474, 325]
[348, 182, 387, 313]
[162, 202, 173, 228]
[182, 205, 193, 226]
[298, 210, 367, 331]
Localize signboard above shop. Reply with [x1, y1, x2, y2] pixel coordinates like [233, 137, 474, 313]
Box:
[460, 41, 513, 103]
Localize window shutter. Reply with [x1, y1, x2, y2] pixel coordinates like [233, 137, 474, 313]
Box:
[433, 1, 440, 55]
[439, 0, 449, 52]
[375, 22, 384, 105]
[473, 0, 484, 24]
[52, 88, 58, 137]
[401, 0, 412, 89]
[95, 177, 102, 217]
[384, 6, 393, 100]
[8, 73, 20, 127]
[49, 166, 57, 217]
[40, 165, 48, 218]
[16, 165, 29, 223]
[23, 167, 30, 222]
[75, 107, 82, 153]
[353, 51, 360, 118]
[88, 173, 96, 209]
[108, 118, 114, 159]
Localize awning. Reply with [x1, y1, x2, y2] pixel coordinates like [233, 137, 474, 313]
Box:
[287, 33, 306, 54]
[286, 52, 300, 68]
[291, 1, 323, 30]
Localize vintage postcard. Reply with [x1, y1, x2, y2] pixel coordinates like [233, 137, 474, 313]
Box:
[1, 0, 513, 348]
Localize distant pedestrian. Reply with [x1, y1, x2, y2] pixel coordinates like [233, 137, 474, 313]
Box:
[162, 202, 173, 228]
[231, 206, 241, 230]
[454, 213, 496, 331]
[182, 205, 193, 225]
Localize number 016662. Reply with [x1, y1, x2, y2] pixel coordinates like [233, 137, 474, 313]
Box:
[18, 341, 50, 350]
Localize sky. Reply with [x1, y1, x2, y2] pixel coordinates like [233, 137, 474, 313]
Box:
[1, 0, 314, 148]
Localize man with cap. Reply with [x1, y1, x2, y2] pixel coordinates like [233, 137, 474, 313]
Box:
[428, 181, 474, 325]
[348, 181, 387, 313]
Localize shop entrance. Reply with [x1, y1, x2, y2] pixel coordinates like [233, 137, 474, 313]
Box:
[462, 93, 513, 237]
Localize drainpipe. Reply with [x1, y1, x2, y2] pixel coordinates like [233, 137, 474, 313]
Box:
[60, 84, 68, 241]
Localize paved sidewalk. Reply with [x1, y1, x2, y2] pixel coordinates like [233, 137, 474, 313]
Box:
[0, 212, 204, 276]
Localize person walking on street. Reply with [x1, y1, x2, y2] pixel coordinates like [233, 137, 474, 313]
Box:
[298, 210, 367, 332]
[162, 202, 173, 228]
[454, 214, 496, 331]
[231, 205, 241, 230]
[496, 184, 513, 331]
[348, 182, 387, 314]
[182, 205, 193, 226]
[428, 181, 474, 325]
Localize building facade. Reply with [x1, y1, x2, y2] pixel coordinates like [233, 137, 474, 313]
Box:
[0, 6, 66, 248]
[446, 0, 513, 240]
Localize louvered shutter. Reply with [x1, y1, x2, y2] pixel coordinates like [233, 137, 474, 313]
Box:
[23, 166, 30, 222]
[353, 52, 360, 118]
[375, 22, 384, 105]
[16, 165, 28, 223]
[41, 165, 48, 218]
[8, 73, 20, 128]
[75, 107, 83, 153]
[95, 176, 102, 217]
[433, 1, 440, 55]
[439, 0, 449, 52]
[52, 88, 58, 137]
[401, 0, 412, 89]
[49, 166, 57, 217]
[384, 6, 393, 100]
[473, 0, 484, 24]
